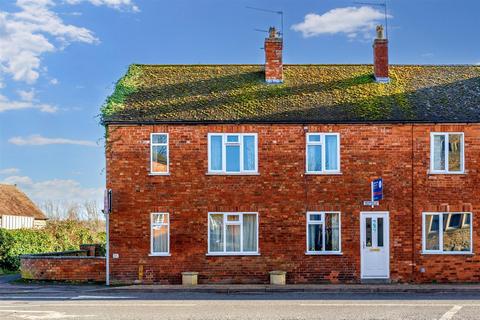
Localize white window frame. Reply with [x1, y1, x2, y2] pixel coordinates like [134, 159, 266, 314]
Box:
[305, 133, 341, 174]
[207, 212, 259, 256]
[422, 212, 473, 255]
[429, 132, 465, 174]
[150, 212, 170, 256]
[305, 211, 342, 255]
[207, 133, 258, 174]
[150, 133, 169, 175]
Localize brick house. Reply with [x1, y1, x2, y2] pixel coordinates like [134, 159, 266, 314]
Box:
[102, 27, 480, 284]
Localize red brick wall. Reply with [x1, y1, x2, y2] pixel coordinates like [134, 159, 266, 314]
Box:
[21, 257, 105, 282]
[106, 123, 480, 284]
[412, 125, 480, 283]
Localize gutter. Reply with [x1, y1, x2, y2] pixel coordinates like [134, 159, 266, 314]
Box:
[102, 119, 480, 126]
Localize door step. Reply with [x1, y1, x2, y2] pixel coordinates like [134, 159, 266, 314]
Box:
[361, 278, 391, 284]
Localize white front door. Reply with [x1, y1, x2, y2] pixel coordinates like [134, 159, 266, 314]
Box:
[360, 212, 389, 279]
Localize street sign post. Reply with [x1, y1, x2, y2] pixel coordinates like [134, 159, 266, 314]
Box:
[102, 189, 112, 286]
[363, 200, 379, 207]
[103, 189, 112, 214]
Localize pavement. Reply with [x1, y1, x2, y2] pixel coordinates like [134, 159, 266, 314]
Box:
[2, 275, 480, 319]
[101, 283, 480, 294]
[0, 273, 20, 284]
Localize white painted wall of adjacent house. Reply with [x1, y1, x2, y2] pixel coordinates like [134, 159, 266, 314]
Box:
[1, 215, 35, 229]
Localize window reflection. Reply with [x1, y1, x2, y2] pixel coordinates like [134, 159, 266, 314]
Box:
[443, 213, 471, 252]
[448, 134, 462, 172]
[425, 214, 440, 250]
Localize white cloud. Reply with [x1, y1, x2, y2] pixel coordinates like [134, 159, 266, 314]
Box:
[17, 88, 36, 101]
[66, 0, 139, 12]
[0, 93, 57, 112]
[0, 0, 138, 86]
[49, 78, 59, 85]
[291, 6, 389, 39]
[1, 175, 103, 206]
[0, 168, 20, 175]
[9, 134, 97, 146]
[0, 1, 99, 85]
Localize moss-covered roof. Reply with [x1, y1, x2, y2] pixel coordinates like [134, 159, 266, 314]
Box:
[101, 64, 480, 124]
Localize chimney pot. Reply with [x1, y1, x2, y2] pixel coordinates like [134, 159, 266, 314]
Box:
[376, 25, 385, 39]
[264, 26, 283, 84]
[373, 24, 389, 83]
[268, 27, 277, 38]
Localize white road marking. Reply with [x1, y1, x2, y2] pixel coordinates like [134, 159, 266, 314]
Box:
[0, 310, 94, 319]
[439, 305, 463, 320]
[300, 303, 455, 307]
[0, 303, 198, 307]
[0, 302, 476, 309]
[2, 296, 70, 300]
[70, 295, 134, 300]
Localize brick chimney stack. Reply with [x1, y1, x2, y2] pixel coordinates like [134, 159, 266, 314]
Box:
[373, 25, 389, 83]
[264, 27, 283, 83]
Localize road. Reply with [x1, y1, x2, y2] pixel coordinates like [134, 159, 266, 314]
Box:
[2, 287, 480, 320]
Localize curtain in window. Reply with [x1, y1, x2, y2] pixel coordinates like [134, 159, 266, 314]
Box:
[325, 135, 338, 171]
[209, 214, 224, 252]
[243, 214, 257, 251]
[307, 145, 322, 171]
[226, 225, 241, 251]
[243, 136, 255, 171]
[325, 213, 340, 251]
[433, 135, 445, 170]
[308, 224, 322, 251]
[210, 136, 223, 171]
[152, 225, 168, 253]
[226, 145, 240, 172]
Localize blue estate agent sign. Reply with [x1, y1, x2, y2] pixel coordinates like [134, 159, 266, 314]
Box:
[372, 178, 383, 202]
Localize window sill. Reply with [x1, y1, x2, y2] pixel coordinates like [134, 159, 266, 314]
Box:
[428, 171, 466, 175]
[305, 251, 343, 256]
[206, 252, 260, 256]
[421, 251, 473, 255]
[149, 253, 171, 257]
[206, 172, 260, 176]
[148, 172, 170, 176]
[305, 172, 342, 175]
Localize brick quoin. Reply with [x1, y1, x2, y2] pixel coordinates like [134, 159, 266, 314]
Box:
[105, 123, 480, 284]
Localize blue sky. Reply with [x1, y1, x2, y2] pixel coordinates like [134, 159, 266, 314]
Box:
[0, 0, 479, 210]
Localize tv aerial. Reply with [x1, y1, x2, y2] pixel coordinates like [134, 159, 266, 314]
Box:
[354, 0, 389, 39]
[246, 6, 284, 38]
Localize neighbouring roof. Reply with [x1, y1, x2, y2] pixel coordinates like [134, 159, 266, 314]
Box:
[0, 184, 47, 220]
[101, 64, 480, 124]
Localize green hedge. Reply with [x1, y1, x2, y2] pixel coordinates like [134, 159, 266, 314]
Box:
[0, 220, 106, 271]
